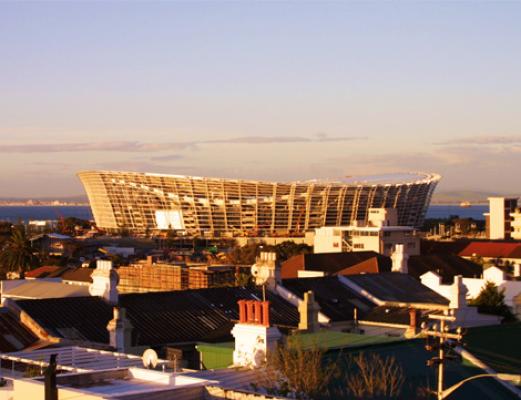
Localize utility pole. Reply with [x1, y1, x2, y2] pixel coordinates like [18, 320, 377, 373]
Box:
[421, 312, 463, 400]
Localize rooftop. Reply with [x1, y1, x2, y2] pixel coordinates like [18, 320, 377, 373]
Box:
[2, 346, 167, 373]
[286, 330, 402, 350]
[282, 276, 374, 321]
[330, 339, 518, 400]
[345, 273, 450, 307]
[464, 323, 521, 374]
[2, 280, 90, 300]
[25, 266, 61, 279]
[459, 241, 521, 259]
[80, 170, 440, 186]
[14, 286, 300, 346]
[281, 251, 391, 279]
[0, 308, 38, 352]
[408, 254, 483, 283]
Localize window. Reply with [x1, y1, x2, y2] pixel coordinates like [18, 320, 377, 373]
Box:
[354, 244, 365, 249]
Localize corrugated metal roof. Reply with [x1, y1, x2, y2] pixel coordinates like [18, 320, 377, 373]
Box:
[346, 273, 449, 306]
[3, 280, 90, 300]
[408, 254, 482, 283]
[14, 286, 299, 347]
[282, 276, 374, 322]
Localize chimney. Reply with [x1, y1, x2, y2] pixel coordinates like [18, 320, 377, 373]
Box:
[298, 291, 321, 333]
[391, 244, 408, 274]
[406, 308, 418, 337]
[450, 275, 468, 309]
[89, 260, 119, 304]
[232, 299, 281, 368]
[106, 307, 133, 353]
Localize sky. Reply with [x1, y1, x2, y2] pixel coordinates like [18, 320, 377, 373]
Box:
[1, 1, 520, 197]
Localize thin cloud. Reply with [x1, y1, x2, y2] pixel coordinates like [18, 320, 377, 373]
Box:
[203, 136, 312, 144]
[314, 132, 366, 142]
[0, 135, 365, 154]
[203, 135, 365, 144]
[0, 141, 195, 153]
[435, 135, 521, 146]
[148, 154, 184, 162]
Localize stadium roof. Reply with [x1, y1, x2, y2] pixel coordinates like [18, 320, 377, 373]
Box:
[80, 170, 440, 186]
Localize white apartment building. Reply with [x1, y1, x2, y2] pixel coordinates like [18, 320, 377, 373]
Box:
[484, 197, 518, 240]
[313, 208, 420, 256]
[509, 207, 521, 240]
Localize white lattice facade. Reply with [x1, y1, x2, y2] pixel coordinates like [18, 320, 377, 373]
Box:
[78, 170, 440, 236]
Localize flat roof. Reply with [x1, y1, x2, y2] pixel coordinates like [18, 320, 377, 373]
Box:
[3, 346, 168, 372]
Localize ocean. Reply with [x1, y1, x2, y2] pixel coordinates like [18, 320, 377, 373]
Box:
[0, 204, 487, 223]
[425, 205, 487, 220]
[0, 206, 93, 223]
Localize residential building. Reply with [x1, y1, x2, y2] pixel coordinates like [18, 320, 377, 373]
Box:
[458, 241, 521, 266]
[281, 251, 391, 279]
[313, 208, 420, 256]
[78, 170, 440, 236]
[484, 197, 518, 239]
[421, 266, 521, 308]
[509, 207, 521, 240]
[406, 254, 483, 282]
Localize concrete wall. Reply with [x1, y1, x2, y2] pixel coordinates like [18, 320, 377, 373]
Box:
[205, 386, 287, 400]
[13, 379, 102, 400]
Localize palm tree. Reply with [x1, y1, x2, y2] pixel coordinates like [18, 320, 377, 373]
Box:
[0, 227, 40, 278]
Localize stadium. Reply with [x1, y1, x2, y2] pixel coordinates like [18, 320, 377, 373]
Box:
[78, 171, 440, 237]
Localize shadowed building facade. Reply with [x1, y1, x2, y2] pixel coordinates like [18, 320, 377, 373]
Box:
[78, 170, 440, 236]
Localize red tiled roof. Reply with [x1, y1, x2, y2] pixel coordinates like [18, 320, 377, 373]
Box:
[459, 242, 521, 259]
[25, 266, 60, 278]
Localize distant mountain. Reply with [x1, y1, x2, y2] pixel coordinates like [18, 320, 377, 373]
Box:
[0, 195, 88, 203]
[431, 190, 520, 204]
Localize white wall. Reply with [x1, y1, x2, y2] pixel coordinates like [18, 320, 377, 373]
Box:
[421, 267, 521, 307]
[488, 197, 506, 239]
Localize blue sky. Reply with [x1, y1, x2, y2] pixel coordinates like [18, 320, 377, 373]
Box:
[1, 2, 520, 196]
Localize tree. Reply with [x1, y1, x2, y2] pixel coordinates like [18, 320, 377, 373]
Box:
[235, 267, 254, 287]
[56, 217, 91, 235]
[255, 337, 338, 399]
[344, 352, 405, 399]
[469, 281, 515, 321]
[226, 241, 312, 265]
[226, 242, 260, 265]
[0, 227, 40, 278]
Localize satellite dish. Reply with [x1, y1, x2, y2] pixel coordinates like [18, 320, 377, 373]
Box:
[142, 349, 158, 369]
[251, 263, 269, 285]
